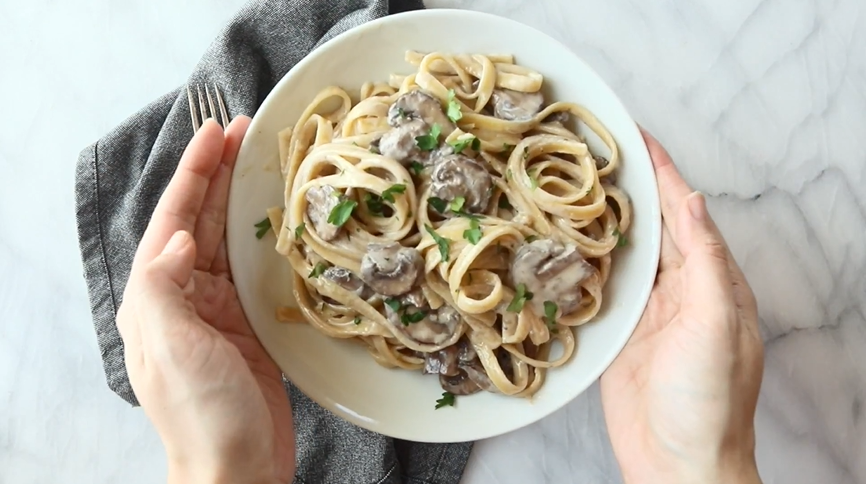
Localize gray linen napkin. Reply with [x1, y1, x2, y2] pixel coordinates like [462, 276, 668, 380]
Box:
[73, 1, 472, 482]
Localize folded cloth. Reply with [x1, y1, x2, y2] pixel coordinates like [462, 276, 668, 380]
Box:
[73, 1, 472, 482]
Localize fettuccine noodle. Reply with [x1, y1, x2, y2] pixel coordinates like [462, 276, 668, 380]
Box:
[266, 51, 631, 401]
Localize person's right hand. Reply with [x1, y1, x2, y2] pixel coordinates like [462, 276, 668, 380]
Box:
[600, 131, 765, 484]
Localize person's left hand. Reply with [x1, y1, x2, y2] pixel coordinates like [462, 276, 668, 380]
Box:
[116, 118, 295, 484]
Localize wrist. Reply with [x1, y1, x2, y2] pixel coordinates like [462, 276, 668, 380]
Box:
[620, 443, 762, 484]
[168, 456, 277, 484]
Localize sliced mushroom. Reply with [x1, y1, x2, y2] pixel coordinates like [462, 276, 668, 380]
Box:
[388, 90, 454, 131]
[386, 303, 462, 346]
[423, 346, 460, 376]
[461, 359, 498, 393]
[429, 153, 493, 214]
[512, 239, 595, 316]
[593, 154, 616, 184]
[304, 185, 343, 241]
[322, 266, 372, 299]
[359, 242, 423, 296]
[456, 338, 476, 363]
[377, 118, 429, 166]
[490, 88, 544, 122]
[439, 370, 481, 396]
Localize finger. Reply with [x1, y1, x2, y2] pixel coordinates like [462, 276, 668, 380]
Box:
[641, 129, 692, 241]
[146, 230, 198, 290]
[134, 120, 225, 269]
[194, 116, 252, 270]
[659, 225, 683, 272]
[677, 192, 736, 324]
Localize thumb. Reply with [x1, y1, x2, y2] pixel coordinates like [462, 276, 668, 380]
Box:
[147, 230, 197, 290]
[677, 192, 736, 323]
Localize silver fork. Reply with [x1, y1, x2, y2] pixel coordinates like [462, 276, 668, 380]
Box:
[187, 83, 230, 133]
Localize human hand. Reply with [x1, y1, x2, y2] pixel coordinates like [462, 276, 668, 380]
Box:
[117, 118, 295, 484]
[600, 131, 764, 484]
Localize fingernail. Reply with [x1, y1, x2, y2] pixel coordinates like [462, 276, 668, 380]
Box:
[687, 192, 706, 221]
[163, 231, 189, 255]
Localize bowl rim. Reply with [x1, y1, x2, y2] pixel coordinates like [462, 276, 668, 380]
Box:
[228, 7, 661, 442]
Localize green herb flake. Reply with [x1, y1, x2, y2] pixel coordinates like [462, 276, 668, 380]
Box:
[435, 391, 456, 409]
[425, 224, 451, 263]
[409, 161, 425, 176]
[449, 196, 466, 213]
[506, 283, 534, 313]
[614, 227, 629, 248]
[543, 301, 558, 329]
[364, 193, 386, 217]
[354, 316, 362, 325]
[525, 234, 538, 243]
[428, 197, 448, 214]
[501, 143, 515, 154]
[369, 145, 380, 154]
[446, 90, 463, 123]
[254, 217, 272, 240]
[327, 199, 358, 227]
[448, 136, 480, 154]
[294, 223, 305, 240]
[527, 169, 539, 190]
[415, 123, 442, 151]
[463, 218, 482, 245]
[308, 262, 328, 279]
[397, 107, 407, 119]
[384, 298, 402, 312]
[506, 169, 513, 181]
[522, 146, 530, 160]
[400, 309, 428, 325]
[498, 197, 513, 210]
[381, 183, 407, 203]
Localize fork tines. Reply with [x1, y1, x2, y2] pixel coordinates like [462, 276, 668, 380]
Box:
[187, 83, 230, 133]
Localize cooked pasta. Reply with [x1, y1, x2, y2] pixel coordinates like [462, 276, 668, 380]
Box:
[267, 51, 631, 401]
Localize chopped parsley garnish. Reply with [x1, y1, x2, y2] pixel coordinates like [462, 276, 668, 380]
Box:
[528, 169, 539, 190]
[381, 183, 406, 203]
[327, 199, 357, 227]
[308, 262, 328, 279]
[525, 235, 539, 244]
[396, 107, 407, 119]
[409, 161, 425, 176]
[294, 223, 305, 239]
[428, 197, 448, 214]
[506, 283, 534, 313]
[543, 301, 558, 329]
[463, 217, 482, 245]
[384, 298, 402, 312]
[498, 197, 513, 210]
[254, 217, 272, 239]
[435, 391, 456, 409]
[369, 145, 380, 154]
[502, 143, 515, 153]
[448, 136, 480, 154]
[400, 309, 428, 325]
[446, 89, 463, 123]
[522, 146, 530, 160]
[415, 123, 442, 151]
[354, 316, 362, 325]
[614, 227, 629, 247]
[364, 193, 386, 217]
[449, 196, 466, 213]
[506, 168, 513, 181]
[425, 224, 451, 263]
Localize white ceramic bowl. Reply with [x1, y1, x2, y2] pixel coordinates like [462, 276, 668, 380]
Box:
[227, 9, 661, 443]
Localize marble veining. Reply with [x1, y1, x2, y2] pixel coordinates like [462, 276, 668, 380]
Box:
[1, 0, 864, 483]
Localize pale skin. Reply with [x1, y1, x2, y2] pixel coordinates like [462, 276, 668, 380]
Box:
[116, 117, 764, 484]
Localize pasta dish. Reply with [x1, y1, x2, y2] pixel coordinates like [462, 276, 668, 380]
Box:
[265, 51, 631, 404]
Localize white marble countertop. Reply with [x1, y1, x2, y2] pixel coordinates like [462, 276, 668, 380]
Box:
[1, 0, 864, 482]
